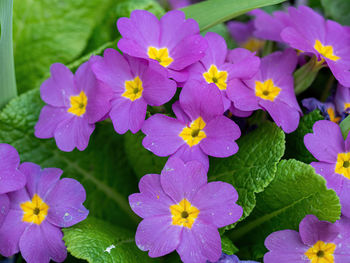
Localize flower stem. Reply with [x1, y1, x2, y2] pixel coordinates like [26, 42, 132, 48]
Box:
[0, 0, 17, 109]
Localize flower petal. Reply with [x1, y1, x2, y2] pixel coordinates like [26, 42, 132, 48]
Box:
[171, 144, 209, 172]
[160, 158, 207, 203]
[135, 216, 181, 257]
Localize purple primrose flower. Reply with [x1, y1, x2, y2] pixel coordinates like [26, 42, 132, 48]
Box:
[281, 6, 350, 87]
[0, 144, 26, 226]
[227, 49, 302, 133]
[35, 59, 112, 152]
[334, 84, 350, 117]
[0, 162, 89, 263]
[92, 48, 176, 134]
[209, 253, 259, 263]
[304, 120, 350, 217]
[142, 80, 241, 171]
[302, 98, 341, 124]
[129, 158, 243, 263]
[264, 215, 350, 262]
[117, 10, 208, 82]
[186, 32, 260, 111]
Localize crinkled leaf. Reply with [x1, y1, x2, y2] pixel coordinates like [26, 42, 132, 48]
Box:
[124, 132, 167, 179]
[321, 0, 350, 25]
[229, 159, 341, 255]
[208, 122, 285, 230]
[221, 236, 239, 255]
[284, 110, 323, 163]
[0, 89, 139, 228]
[13, 0, 113, 93]
[63, 217, 157, 263]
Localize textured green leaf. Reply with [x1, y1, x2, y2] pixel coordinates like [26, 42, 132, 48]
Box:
[0, 89, 139, 228]
[182, 0, 286, 32]
[321, 0, 350, 25]
[63, 217, 157, 263]
[13, 0, 112, 93]
[83, 0, 164, 54]
[208, 122, 285, 229]
[284, 110, 324, 163]
[124, 132, 167, 179]
[221, 236, 239, 255]
[229, 160, 341, 250]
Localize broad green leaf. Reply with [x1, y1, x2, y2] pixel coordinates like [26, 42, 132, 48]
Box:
[83, 0, 164, 54]
[221, 236, 239, 255]
[181, 0, 286, 32]
[0, 0, 17, 108]
[208, 122, 285, 229]
[124, 132, 167, 179]
[0, 89, 140, 228]
[340, 114, 350, 139]
[63, 217, 157, 263]
[13, 0, 112, 93]
[284, 110, 324, 163]
[321, 0, 350, 25]
[229, 160, 341, 251]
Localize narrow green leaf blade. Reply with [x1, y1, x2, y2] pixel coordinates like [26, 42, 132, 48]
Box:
[321, 0, 350, 25]
[340, 114, 350, 139]
[63, 217, 157, 263]
[182, 0, 286, 31]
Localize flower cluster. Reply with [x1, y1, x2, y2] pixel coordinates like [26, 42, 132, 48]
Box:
[0, 144, 88, 263]
[28, 2, 350, 263]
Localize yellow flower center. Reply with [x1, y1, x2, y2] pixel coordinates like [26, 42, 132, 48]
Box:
[122, 76, 143, 101]
[255, 79, 281, 101]
[169, 198, 199, 229]
[179, 117, 207, 147]
[147, 47, 173, 67]
[326, 107, 341, 124]
[203, 65, 228, 90]
[20, 194, 49, 225]
[335, 152, 350, 179]
[314, 40, 340, 61]
[67, 91, 88, 117]
[304, 240, 336, 263]
[243, 38, 265, 52]
[344, 103, 350, 111]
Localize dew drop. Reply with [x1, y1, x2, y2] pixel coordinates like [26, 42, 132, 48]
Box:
[63, 212, 72, 222]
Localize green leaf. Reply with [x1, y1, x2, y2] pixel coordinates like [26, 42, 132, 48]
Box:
[229, 159, 341, 248]
[340, 114, 350, 139]
[63, 217, 157, 263]
[221, 236, 239, 255]
[13, 0, 112, 93]
[202, 23, 236, 49]
[181, 0, 286, 32]
[321, 0, 350, 25]
[0, 0, 17, 108]
[284, 110, 324, 163]
[0, 89, 139, 228]
[208, 122, 285, 230]
[124, 132, 167, 179]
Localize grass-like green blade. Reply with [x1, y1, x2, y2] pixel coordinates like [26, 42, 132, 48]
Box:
[182, 0, 286, 32]
[340, 115, 350, 139]
[0, 0, 17, 108]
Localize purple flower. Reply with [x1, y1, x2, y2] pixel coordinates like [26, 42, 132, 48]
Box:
[302, 98, 341, 124]
[117, 10, 208, 82]
[142, 80, 241, 171]
[168, 0, 191, 9]
[304, 120, 350, 217]
[35, 58, 112, 152]
[186, 32, 260, 111]
[228, 19, 265, 52]
[227, 49, 302, 133]
[264, 214, 350, 262]
[209, 253, 259, 263]
[92, 49, 176, 134]
[0, 144, 26, 226]
[281, 6, 350, 87]
[253, 9, 291, 43]
[129, 158, 243, 262]
[0, 162, 89, 263]
[334, 84, 350, 117]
